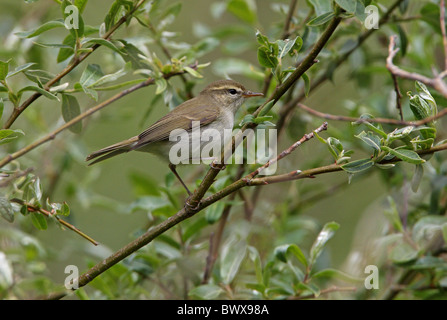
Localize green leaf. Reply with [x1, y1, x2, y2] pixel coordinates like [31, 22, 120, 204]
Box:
[18, 86, 59, 101]
[381, 146, 425, 165]
[57, 34, 76, 63]
[24, 69, 55, 86]
[80, 64, 104, 87]
[307, 0, 332, 16]
[341, 158, 374, 174]
[247, 246, 264, 286]
[0, 129, 25, 145]
[227, 0, 257, 24]
[0, 196, 14, 223]
[307, 12, 336, 27]
[82, 38, 123, 54]
[390, 242, 418, 265]
[408, 82, 437, 125]
[127, 196, 170, 214]
[352, 114, 388, 138]
[411, 164, 424, 192]
[74, 0, 88, 13]
[257, 47, 278, 68]
[277, 36, 300, 59]
[415, 81, 437, 119]
[88, 62, 131, 87]
[312, 268, 362, 282]
[33, 177, 42, 201]
[309, 222, 339, 267]
[183, 66, 202, 78]
[182, 217, 208, 242]
[0, 98, 3, 120]
[58, 202, 70, 216]
[273, 243, 308, 268]
[205, 201, 225, 224]
[0, 60, 9, 81]
[325, 137, 344, 159]
[239, 114, 255, 126]
[258, 100, 275, 117]
[412, 216, 447, 247]
[31, 211, 48, 230]
[15, 19, 65, 38]
[120, 41, 147, 70]
[6, 63, 36, 78]
[302, 73, 310, 97]
[355, 131, 381, 152]
[62, 0, 85, 38]
[188, 284, 224, 300]
[396, 24, 408, 57]
[61, 94, 82, 134]
[384, 196, 404, 232]
[104, 0, 123, 30]
[220, 237, 247, 284]
[335, 0, 357, 13]
[255, 30, 270, 47]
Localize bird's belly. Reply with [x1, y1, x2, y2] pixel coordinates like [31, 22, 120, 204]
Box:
[136, 118, 234, 165]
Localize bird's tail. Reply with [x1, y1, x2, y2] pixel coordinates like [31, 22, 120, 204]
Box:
[86, 136, 139, 165]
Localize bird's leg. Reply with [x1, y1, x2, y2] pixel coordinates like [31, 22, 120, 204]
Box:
[168, 163, 192, 196]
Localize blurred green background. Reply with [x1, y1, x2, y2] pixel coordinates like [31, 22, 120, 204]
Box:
[1, 0, 445, 299]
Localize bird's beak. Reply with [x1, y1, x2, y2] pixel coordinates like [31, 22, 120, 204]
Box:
[242, 91, 263, 98]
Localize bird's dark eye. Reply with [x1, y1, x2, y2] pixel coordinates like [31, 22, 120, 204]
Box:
[228, 89, 238, 95]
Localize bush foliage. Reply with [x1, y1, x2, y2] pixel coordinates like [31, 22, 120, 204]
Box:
[1, 0, 447, 300]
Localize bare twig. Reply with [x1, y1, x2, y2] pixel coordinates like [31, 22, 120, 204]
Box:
[0, 167, 34, 188]
[296, 102, 447, 126]
[386, 35, 447, 98]
[10, 198, 98, 245]
[441, 0, 447, 70]
[246, 122, 328, 180]
[391, 72, 404, 120]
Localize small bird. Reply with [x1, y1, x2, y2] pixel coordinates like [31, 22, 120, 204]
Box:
[86, 79, 263, 194]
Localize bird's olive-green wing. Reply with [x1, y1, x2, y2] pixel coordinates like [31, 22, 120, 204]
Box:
[132, 98, 219, 150]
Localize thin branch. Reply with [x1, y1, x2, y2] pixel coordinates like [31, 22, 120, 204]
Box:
[0, 68, 192, 169]
[282, 0, 298, 39]
[246, 121, 328, 180]
[296, 102, 447, 126]
[2, 0, 148, 129]
[441, 0, 447, 70]
[386, 35, 447, 99]
[0, 167, 34, 188]
[10, 198, 98, 245]
[390, 72, 404, 120]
